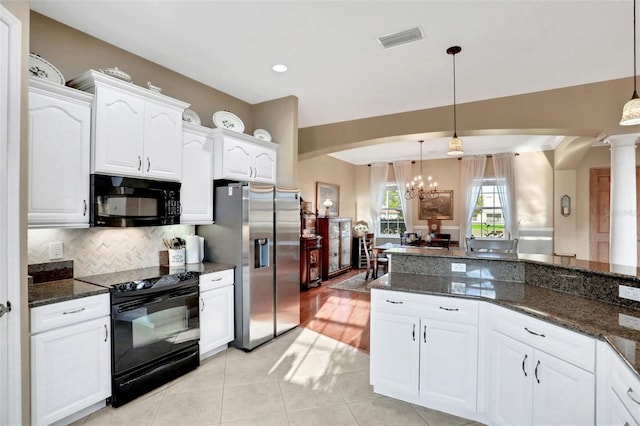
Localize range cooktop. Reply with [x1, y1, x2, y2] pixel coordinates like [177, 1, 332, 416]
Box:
[77, 266, 199, 294]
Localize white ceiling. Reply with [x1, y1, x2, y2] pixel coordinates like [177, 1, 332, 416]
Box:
[30, 0, 631, 163]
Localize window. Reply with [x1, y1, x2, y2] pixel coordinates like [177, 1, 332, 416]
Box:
[471, 179, 505, 238]
[379, 183, 406, 236]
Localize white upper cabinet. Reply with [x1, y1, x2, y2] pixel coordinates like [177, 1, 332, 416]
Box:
[28, 78, 92, 228]
[181, 123, 214, 224]
[212, 128, 277, 184]
[68, 70, 189, 181]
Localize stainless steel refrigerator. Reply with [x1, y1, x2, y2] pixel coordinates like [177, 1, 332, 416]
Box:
[198, 182, 300, 351]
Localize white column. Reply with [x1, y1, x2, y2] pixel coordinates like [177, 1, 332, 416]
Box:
[609, 135, 638, 267]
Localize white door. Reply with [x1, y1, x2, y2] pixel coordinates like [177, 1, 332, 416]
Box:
[0, 5, 23, 425]
[488, 331, 533, 426]
[199, 285, 234, 357]
[221, 138, 252, 180]
[252, 145, 277, 183]
[181, 128, 213, 224]
[419, 319, 478, 412]
[370, 311, 420, 398]
[532, 350, 595, 426]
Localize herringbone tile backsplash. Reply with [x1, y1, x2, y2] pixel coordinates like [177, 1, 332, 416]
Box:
[28, 225, 196, 277]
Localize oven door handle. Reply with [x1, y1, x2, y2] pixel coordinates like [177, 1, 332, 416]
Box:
[116, 287, 198, 312]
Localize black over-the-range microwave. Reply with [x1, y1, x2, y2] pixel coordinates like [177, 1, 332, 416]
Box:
[90, 174, 181, 227]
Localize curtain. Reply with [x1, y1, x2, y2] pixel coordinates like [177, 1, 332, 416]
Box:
[393, 161, 414, 233]
[369, 163, 389, 237]
[460, 155, 487, 249]
[492, 153, 519, 239]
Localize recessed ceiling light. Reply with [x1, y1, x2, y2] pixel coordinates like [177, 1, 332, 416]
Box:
[272, 64, 288, 73]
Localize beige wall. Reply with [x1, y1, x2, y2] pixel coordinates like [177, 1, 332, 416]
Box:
[297, 156, 357, 220]
[253, 96, 298, 186]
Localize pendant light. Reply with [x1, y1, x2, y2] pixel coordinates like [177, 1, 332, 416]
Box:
[447, 46, 464, 154]
[621, 0, 640, 125]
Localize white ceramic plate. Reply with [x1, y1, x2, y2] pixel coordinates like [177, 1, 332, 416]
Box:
[212, 111, 245, 133]
[253, 128, 272, 142]
[100, 67, 132, 83]
[182, 109, 201, 125]
[29, 53, 65, 85]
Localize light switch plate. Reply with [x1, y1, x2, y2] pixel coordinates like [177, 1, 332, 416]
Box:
[451, 262, 466, 272]
[619, 285, 640, 302]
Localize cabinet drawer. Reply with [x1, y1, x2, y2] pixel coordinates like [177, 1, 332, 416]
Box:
[488, 304, 595, 372]
[371, 289, 478, 324]
[31, 293, 110, 334]
[199, 269, 234, 292]
[610, 351, 640, 421]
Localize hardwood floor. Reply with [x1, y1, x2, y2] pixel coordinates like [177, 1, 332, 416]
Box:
[299, 269, 371, 353]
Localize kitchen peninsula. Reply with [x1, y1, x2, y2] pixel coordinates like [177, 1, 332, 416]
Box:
[370, 248, 640, 425]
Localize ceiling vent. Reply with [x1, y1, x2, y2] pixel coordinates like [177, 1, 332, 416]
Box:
[378, 27, 423, 49]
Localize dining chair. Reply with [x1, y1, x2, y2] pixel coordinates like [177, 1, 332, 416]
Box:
[430, 233, 451, 249]
[362, 233, 388, 280]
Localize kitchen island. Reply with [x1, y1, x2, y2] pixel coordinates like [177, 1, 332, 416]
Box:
[370, 248, 640, 425]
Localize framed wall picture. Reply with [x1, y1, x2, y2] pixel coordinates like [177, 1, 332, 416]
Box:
[418, 190, 453, 220]
[316, 182, 339, 217]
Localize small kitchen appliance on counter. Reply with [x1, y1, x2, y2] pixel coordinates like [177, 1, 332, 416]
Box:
[77, 267, 200, 407]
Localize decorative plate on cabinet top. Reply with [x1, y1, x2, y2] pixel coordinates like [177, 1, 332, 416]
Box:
[182, 109, 201, 125]
[253, 128, 272, 142]
[29, 53, 65, 85]
[212, 110, 245, 133]
[99, 67, 132, 83]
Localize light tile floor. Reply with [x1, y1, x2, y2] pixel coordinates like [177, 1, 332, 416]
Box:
[74, 327, 483, 425]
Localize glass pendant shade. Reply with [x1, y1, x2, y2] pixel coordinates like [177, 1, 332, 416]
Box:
[447, 135, 464, 155]
[620, 93, 640, 125]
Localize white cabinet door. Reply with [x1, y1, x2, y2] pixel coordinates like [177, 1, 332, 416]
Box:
[220, 138, 253, 181]
[93, 85, 145, 176]
[532, 350, 595, 426]
[252, 145, 277, 183]
[181, 126, 213, 224]
[28, 88, 91, 227]
[419, 319, 478, 412]
[370, 311, 420, 398]
[31, 316, 111, 426]
[200, 285, 234, 358]
[143, 101, 183, 180]
[607, 389, 639, 426]
[488, 331, 533, 426]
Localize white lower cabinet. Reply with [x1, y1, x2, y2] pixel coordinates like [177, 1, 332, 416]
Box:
[199, 269, 235, 359]
[370, 290, 479, 419]
[31, 294, 111, 426]
[597, 340, 640, 426]
[486, 304, 595, 426]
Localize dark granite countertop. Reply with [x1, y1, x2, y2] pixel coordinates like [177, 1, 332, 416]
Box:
[29, 279, 109, 308]
[381, 246, 640, 281]
[29, 262, 235, 308]
[372, 272, 640, 377]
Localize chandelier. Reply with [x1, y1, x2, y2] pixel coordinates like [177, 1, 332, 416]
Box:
[405, 140, 439, 201]
[447, 46, 464, 155]
[621, 0, 640, 125]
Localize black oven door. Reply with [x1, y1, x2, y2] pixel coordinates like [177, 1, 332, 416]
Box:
[111, 285, 200, 377]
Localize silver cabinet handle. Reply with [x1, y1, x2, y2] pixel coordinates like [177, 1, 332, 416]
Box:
[423, 325, 427, 343]
[63, 307, 85, 315]
[200, 297, 205, 312]
[147, 157, 150, 172]
[522, 354, 528, 377]
[525, 327, 546, 338]
[104, 324, 108, 342]
[412, 324, 416, 341]
[439, 306, 459, 312]
[83, 199, 87, 216]
[0, 301, 11, 319]
[385, 299, 403, 304]
[138, 156, 142, 171]
[210, 278, 222, 282]
[628, 388, 640, 405]
[535, 360, 541, 383]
